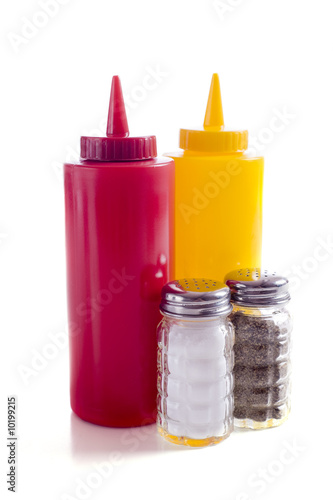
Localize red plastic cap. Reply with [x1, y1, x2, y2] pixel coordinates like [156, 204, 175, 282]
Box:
[81, 76, 157, 161]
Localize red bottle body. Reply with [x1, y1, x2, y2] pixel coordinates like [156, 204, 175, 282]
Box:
[64, 158, 174, 427]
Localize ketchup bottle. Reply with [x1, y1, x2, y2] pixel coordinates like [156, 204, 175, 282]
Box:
[64, 76, 175, 427]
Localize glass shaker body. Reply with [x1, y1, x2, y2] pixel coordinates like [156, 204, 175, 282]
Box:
[226, 270, 292, 430]
[157, 279, 234, 447]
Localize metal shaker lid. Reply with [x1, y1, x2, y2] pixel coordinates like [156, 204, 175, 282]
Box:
[160, 278, 232, 318]
[225, 268, 290, 307]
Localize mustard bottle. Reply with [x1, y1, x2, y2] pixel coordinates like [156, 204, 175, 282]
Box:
[164, 74, 264, 280]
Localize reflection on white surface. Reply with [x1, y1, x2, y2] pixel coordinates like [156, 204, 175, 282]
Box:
[70, 412, 187, 459]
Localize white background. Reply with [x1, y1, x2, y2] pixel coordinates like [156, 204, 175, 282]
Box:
[1, 0, 332, 499]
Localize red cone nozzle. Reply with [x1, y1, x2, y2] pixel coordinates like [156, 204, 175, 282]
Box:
[107, 76, 129, 137]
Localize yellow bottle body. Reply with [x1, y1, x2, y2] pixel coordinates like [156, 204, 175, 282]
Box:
[166, 150, 264, 281]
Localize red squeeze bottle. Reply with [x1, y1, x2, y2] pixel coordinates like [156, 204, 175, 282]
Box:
[64, 76, 175, 427]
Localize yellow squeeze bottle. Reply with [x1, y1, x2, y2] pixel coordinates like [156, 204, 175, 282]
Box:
[165, 74, 264, 280]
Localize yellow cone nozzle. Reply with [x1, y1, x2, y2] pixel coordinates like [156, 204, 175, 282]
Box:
[204, 73, 224, 131]
[179, 73, 248, 153]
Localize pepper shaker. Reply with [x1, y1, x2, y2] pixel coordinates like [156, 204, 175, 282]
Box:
[226, 269, 292, 429]
[157, 279, 234, 447]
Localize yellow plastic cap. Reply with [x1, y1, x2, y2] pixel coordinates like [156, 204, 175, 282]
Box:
[179, 74, 248, 153]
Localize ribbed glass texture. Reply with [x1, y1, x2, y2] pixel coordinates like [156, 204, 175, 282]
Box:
[157, 316, 234, 447]
[231, 305, 292, 429]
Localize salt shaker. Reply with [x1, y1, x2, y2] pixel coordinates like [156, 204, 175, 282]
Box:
[157, 279, 234, 447]
[225, 268, 292, 430]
